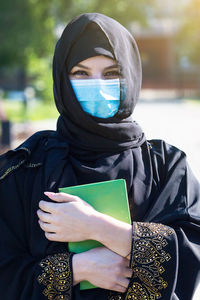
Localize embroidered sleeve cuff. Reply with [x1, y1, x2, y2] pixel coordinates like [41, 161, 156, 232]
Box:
[127, 222, 177, 299]
[37, 252, 74, 300]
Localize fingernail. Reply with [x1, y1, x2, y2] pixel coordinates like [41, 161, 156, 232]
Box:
[44, 191, 56, 196]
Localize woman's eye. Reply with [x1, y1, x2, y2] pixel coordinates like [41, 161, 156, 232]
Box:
[70, 70, 89, 77]
[104, 70, 120, 78]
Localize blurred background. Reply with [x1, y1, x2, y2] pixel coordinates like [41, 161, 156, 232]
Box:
[0, 0, 200, 298]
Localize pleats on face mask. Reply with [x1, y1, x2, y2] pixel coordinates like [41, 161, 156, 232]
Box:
[70, 78, 126, 118]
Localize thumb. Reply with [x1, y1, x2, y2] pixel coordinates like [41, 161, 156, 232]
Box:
[44, 191, 78, 203]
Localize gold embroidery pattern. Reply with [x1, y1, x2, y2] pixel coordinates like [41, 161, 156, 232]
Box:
[126, 222, 174, 300]
[0, 159, 26, 180]
[108, 291, 124, 300]
[25, 162, 42, 168]
[37, 253, 73, 300]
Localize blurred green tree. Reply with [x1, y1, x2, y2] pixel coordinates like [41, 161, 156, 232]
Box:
[0, 0, 55, 101]
[55, 0, 153, 27]
[0, 0, 55, 68]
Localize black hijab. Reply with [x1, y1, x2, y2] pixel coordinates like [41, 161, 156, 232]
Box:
[50, 13, 152, 222]
[53, 13, 145, 153]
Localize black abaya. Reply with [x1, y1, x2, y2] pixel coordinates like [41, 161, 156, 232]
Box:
[0, 132, 199, 299]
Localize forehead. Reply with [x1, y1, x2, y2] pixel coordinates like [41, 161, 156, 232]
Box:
[71, 55, 117, 69]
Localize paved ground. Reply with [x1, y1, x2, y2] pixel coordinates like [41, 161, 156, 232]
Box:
[134, 99, 200, 182]
[11, 99, 200, 299]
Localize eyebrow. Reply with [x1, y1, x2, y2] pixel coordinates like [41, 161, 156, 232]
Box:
[75, 63, 119, 70]
[104, 64, 119, 70]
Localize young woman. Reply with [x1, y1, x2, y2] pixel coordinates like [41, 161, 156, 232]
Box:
[0, 13, 199, 300]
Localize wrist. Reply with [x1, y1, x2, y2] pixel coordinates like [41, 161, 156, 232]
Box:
[86, 210, 103, 240]
[72, 253, 88, 285]
[92, 212, 132, 257]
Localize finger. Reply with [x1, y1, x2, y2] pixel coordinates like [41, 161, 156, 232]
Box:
[112, 284, 127, 293]
[117, 277, 130, 289]
[124, 258, 130, 267]
[37, 209, 52, 223]
[44, 232, 58, 241]
[39, 200, 59, 213]
[38, 220, 57, 233]
[124, 268, 133, 278]
[44, 192, 79, 203]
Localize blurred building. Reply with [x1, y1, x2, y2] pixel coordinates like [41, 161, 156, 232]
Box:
[131, 19, 199, 93]
[0, 68, 26, 91]
[132, 19, 177, 89]
[131, 0, 199, 96]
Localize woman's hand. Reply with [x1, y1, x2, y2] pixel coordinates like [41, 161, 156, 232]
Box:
[73, 247, 132, 293]
[38, 191, 132, 258]
[37, 192, 99, 242]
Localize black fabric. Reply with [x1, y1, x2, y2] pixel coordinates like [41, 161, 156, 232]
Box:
[0, 12, 200, 300]
[0, 132, 200, 300]
[66, 22, 115, 72]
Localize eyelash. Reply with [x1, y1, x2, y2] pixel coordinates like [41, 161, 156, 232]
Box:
[70, 70, 120, 77]
[104, 71, 120, 77]
[71, 70, 88, 76]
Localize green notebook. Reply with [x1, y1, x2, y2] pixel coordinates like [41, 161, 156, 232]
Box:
[59, 179, 131, 290]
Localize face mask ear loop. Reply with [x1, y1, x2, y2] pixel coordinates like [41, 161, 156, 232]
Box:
[120, 78, 126, 102]
[116, 77, 126, 117]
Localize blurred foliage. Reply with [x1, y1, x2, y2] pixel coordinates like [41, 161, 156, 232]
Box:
[4, 100, 58, 122]
[0, 0, 55, 68]
[27, 53, 53, 103]
[55, 0, 153, 27]
[0, 0, 55, 101]
[176, 0, 200, 66]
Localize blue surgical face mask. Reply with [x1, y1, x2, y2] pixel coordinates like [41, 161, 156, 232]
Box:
[70, 78, 125, 118]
